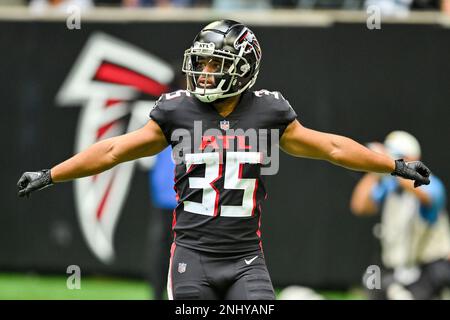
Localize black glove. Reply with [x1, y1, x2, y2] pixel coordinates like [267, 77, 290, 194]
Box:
[391, 159, 431, 188]
[17, 169, 53, 198]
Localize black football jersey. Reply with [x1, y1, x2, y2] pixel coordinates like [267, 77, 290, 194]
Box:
[149, 89, 297, 253]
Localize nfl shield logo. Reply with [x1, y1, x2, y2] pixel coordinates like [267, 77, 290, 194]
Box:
[220, 120, 230, 130]
[178, 262, 187, 273]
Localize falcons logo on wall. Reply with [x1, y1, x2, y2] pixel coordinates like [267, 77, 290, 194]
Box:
[56, 33, 174, 263]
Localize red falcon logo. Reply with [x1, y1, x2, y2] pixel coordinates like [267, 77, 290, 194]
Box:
[234, 28, 262, 64]
[56, 33, 174, 263]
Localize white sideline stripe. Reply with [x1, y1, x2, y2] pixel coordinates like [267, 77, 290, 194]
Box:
[167, 254, 174, 300]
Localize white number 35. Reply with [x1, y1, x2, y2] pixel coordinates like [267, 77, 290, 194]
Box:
[183, 152, 261, 218]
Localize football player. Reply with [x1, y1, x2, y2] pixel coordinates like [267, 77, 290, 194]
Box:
[18, 20, 431, 300]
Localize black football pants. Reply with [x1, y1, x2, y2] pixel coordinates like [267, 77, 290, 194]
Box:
[167, 244, 275, 300]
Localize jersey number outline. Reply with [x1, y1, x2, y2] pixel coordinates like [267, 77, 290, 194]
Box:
[183, 152, 261, 217]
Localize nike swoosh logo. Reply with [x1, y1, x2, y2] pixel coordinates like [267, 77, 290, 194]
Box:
[244, 256, 258, 265]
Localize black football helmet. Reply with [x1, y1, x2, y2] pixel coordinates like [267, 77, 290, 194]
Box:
[182, 20, 262, 103]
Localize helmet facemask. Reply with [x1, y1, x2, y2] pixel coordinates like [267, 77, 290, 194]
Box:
[182, 42, 255, 103]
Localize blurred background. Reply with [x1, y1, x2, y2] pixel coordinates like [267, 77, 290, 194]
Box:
[0, 0, 449, 300]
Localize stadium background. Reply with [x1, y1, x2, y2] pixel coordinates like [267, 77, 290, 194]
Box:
[0, 7, 449, 299]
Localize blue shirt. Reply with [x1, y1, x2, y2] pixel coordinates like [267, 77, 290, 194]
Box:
[148, 147, 177, 209]
[371, 175, 446, 225]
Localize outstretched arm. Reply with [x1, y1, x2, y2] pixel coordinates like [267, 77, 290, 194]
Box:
[280, 120, 430, 185]
[51, 120, 167, 182]
[18, 120, 168, 196]
[280, 120, 394, 173]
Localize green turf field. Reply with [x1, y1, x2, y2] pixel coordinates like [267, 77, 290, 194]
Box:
[0, 273, 365, 300]
[0, 273, 152, 300]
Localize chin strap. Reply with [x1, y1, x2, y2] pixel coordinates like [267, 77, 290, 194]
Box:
[193, 72, 258, 103]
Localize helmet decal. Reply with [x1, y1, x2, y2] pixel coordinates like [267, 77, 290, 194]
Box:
[193, 41, 216, 54]
[234, 28, 262, 66]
